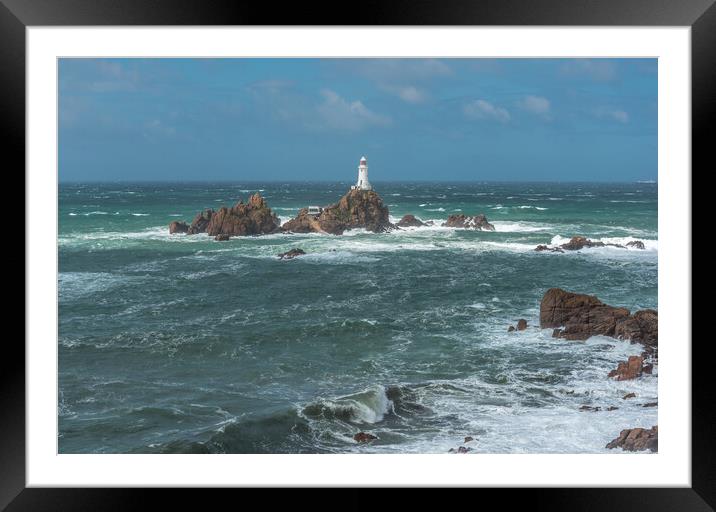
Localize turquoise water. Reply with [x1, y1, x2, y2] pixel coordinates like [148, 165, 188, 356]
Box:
[58, 181, 658, 453]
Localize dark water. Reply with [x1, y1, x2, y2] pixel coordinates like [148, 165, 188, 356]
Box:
[58, 181, 657, 453]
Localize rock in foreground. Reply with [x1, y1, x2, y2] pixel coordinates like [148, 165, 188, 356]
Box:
[283, 189, 392, 235]
[396, 214, 426, 227]
[606, 426, 658, 452]
[353, 432, 378, 443]
[608, 355, 646, 381]
[442, 214, 495, 231]
[539, 288, 658, 350]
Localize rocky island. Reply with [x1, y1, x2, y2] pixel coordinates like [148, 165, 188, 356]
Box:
[282, 188, 393, 235]
[168, 192, 281, 238]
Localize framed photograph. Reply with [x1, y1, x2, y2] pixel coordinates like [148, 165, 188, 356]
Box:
[6, 0, 710, 507]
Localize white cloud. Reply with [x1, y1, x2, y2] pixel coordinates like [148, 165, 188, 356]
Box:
[518, 95, 551, 118]
[463, 99, 510, 123]
[594, 107, 629, 124]
[316, 89, 391, 131]
[382, 85, 428, 104]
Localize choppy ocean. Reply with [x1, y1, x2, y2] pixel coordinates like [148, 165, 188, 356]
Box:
[58, 181, 657, 453]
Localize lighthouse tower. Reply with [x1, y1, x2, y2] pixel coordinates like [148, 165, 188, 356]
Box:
[355, 156, 372, 191]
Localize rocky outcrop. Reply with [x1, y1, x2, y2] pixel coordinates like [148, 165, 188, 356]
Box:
[169, 220, 189, 234]
[205, 193, 280, 237]
[608, 355, 646, 380]
[396, 214, 426, 228]
[214, 234, 230, 241]
[606, 426, 658, 452]
[535, 236, 647, 252]
[283, 189, 392, 235]
[172, 193, 280, 237]
[442, 213, 495, 231]
[187, 209, 214, 234]
[559, 236, 606, 250]
[613, 309, 658, 346]
[278, 248, 306, 260]
[539, 288, 658, 351]
[516, 319, 528, 331]
[353, 432, 378, 443]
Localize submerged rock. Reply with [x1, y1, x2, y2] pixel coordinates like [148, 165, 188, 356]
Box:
[623, 393, 637, 400]
[535, 244, 564, 253]
[626, 240, 646, 249]
[278, 248, 306, 260]
[442, 213, 495, 231]
[606, 426, 658, 452]
[507, 326, 515, 332]
[283, 189, 392, 235]
[396, 214, 426, 227]
[539, 288, 658, 352]
[353, 432, 378, 443]
[169, 220, 189, 234]
[214, 234, 230, 241]
[464, 436, 474, 443]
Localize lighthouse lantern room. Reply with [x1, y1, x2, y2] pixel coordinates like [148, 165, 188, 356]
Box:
[352, 156, 373, 191]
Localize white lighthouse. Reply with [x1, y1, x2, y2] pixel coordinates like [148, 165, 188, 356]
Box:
[353, 156, 372, 191]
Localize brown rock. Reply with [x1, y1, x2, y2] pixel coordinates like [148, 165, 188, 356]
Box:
[608, 355, 645, 381]
[442, 213, 495, 231]
[187, 209, 215, 234]
[559, 236, 605, 251]
[614, 309, 658, 350]
[205, 193, 281, 237]
[283, 189, 392, 235]
[623, 393, 637, 400]
[579, 405, 601, 412]
[516, 319, 528, 331]
[278, 248, 306, 260]
[606, 426, 658, 452]
[396, 214, 426, 227]
[169, 220, 189, 234]
[214, 234, 230, 241]
[353, 432, 378, 443]
[539, 289, 657, 351]
[539, 288, 630, 340]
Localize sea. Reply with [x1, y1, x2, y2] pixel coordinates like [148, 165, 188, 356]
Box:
[58, 181, 658, 453]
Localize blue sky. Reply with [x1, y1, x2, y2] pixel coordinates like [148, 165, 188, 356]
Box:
[59, 58, 657, 182]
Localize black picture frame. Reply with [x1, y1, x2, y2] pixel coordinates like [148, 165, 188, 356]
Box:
[4, 0, 711, 508]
